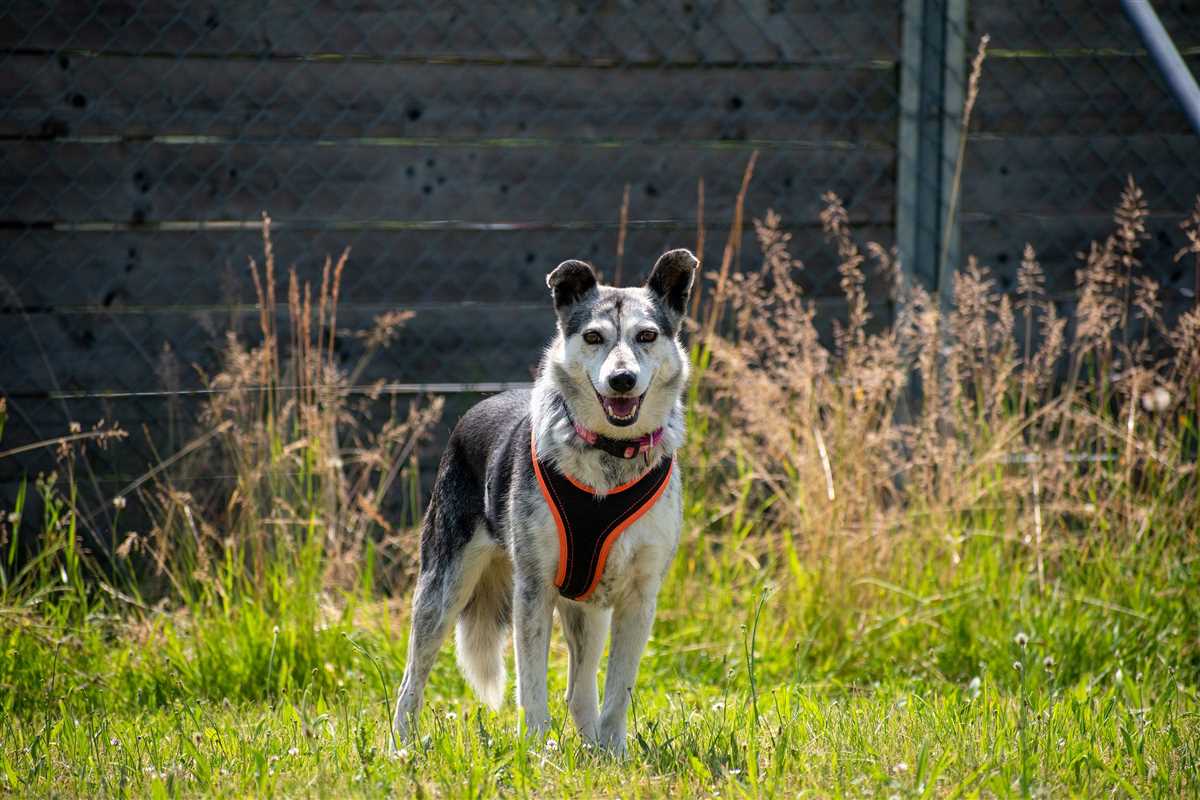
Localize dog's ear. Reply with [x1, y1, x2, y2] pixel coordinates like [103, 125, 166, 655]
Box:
[645, 249, 698, 316]
[546, 259, 599, 310]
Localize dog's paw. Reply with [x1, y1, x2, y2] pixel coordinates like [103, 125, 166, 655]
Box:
[389, 723, 412, 753]
[595, 727, 629, 759]
[391, 701, 420, 748]
[599, 739, 628, 759]
[519, 711, 553, 740]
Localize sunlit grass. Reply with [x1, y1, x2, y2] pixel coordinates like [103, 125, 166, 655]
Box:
[2, 515, 1197, 797]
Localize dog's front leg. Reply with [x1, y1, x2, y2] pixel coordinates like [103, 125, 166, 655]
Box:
[513, 575, 555, 738]
[559, 600, 609, 740]
[597, 590, 658, 756]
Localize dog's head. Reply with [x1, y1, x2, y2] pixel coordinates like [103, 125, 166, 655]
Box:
[545, 249, 697, 435]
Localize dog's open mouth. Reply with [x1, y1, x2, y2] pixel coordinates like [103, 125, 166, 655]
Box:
[595, 390, 644, 427]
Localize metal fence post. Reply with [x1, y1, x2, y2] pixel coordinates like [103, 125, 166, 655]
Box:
[1121, 0, 1200, 137]
[896, 0, 967, 309]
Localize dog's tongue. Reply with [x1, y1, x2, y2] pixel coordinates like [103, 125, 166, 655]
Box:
[604, 396, 639, 417]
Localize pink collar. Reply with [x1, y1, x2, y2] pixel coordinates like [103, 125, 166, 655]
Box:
[572, 420, 665, 460]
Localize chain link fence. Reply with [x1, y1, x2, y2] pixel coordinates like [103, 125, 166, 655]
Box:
[2, 1, 1198, 510]
[960, 2, 1200, 305]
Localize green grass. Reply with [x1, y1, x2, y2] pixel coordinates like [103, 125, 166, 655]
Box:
[2, 515, 1197, 798]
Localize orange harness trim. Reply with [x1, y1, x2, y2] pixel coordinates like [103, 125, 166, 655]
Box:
[531, 432, 674, 600]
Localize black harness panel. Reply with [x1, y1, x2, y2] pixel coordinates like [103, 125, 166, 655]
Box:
[532, 442, 674, 600]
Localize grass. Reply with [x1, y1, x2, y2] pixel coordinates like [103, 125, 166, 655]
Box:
[1, 522, 1197, 797]
[3, 181, 1200, 795]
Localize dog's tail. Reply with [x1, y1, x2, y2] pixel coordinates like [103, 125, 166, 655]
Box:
[455, 559, 512, 710]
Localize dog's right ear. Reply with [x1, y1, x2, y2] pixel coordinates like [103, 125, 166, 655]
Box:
[546, 259, 599, 310]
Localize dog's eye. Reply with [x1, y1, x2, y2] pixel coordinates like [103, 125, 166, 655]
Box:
[636, 329, 658, 344]
[582, 331, 604, 345]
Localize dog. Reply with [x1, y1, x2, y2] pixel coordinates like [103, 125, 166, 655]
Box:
[391, 249, 698, 755]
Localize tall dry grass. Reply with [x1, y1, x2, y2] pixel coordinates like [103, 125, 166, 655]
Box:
[688, 180, 1199, 586]
[121, 216, 442, 600]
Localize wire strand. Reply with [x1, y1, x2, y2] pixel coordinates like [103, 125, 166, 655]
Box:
[13, 381, 534, 402]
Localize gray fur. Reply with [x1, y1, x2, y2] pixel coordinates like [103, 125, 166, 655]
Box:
[392, 250, 698, 755]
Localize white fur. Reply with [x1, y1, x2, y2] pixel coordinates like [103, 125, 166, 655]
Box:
[454, 546, 511, 709]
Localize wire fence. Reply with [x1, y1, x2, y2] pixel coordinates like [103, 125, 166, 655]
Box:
[2, 1, 1199, 501]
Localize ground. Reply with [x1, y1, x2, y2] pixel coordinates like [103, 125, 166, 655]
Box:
[3, 528, 1196, 798]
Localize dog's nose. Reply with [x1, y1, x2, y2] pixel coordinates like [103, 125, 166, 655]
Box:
[607, 371, 637, 393]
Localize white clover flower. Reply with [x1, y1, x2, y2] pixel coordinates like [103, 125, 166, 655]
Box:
[287, 746, 299, 757]
[1013, 661, 1023, 673]
[112, 495, 127, 510]
[1014, 632, 1029, 648]
[1140, 386, 1171, 413]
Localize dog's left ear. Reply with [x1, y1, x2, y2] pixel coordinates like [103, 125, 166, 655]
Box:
[645, 248, 698, 316]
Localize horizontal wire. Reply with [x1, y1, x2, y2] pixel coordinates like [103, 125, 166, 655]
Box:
[0, 300, 549, 316]
[0, 133, 891, 152]
[0, 451, 1121, 489]
[1, 46, 897, 71]
[15, 381, 534, 402]
[0, 217, 817, 233]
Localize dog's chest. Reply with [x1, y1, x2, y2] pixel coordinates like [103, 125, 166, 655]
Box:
[524, 471, 682, 607]
[582, 481, 680, 606]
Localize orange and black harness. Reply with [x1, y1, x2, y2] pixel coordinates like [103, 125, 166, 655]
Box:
[531, 432, 674, 600]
